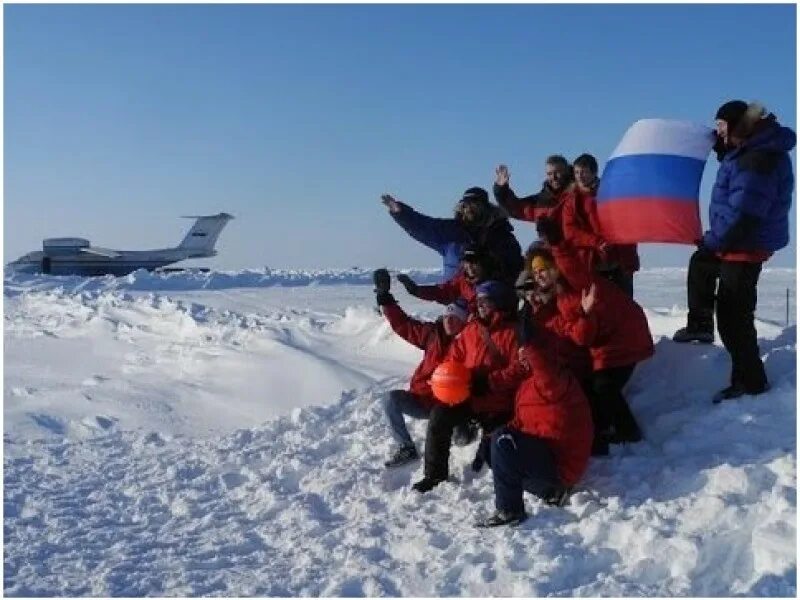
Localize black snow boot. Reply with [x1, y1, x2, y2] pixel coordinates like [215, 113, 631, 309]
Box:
[673, 311, 714, 344]
[475, 509, 528, 528]
[384, 445, 419, 468]
[544, 486, 573, 508]
[713, 382, 771, 404]
[412, 476, 446, 494]
[672, 327, 714, 344]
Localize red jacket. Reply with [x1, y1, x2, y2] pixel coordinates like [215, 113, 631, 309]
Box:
[509, 342, 593, 487]
[382, 303, 454, 409]
[552, 244, 654, 371]
[561, 185, 640, 274]
[445, 311, 519, 415]
[494, 182, 570, 225]
[414, 272, 477, 313]
[529, 302, 592, 382]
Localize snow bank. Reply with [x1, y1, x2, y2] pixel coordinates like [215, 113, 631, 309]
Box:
[3, 274, 796, 596]
[3, 266, 445, 294]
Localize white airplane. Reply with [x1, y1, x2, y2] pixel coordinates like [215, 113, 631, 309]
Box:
[8, 213, 234, 276]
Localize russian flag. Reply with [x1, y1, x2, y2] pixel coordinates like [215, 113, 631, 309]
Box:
[596, 119, 715, 244]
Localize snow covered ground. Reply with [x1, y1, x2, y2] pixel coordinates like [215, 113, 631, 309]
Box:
[3, 267, 797, 596]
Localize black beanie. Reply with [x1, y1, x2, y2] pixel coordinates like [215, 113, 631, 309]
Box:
[715, 100, 748, 130]
[461, 187, 489, 204]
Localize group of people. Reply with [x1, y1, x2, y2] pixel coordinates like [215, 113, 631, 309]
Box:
[373, 100, 795, 528]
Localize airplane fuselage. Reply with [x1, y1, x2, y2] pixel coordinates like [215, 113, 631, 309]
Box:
[7, 213, 233, 277]
[9, 248, 212, 277]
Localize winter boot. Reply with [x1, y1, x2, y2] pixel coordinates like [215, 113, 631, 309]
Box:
[544, 486, 572, 507]
[713, 382, 771, 404]
[673, 311, 714, 344]
[384, 445, 419, 468]
[672, 327, 714, 344]
[412, 476, 446, 493]
[475, 509, 528, 528]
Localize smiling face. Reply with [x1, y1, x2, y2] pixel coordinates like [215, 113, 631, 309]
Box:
[531, 265, 559, 301]
[545, 162, 570, 192]
[442, 314, 465, 336]
[462, 259, 486, 284]
[573, 163, 597, 190]
[476, 295, 496, 321]
[457, 199, 485, 225]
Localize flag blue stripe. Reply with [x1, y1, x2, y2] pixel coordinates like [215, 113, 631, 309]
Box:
[597, 154, 706, 204]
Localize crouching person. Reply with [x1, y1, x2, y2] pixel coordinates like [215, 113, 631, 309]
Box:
[373, 269, 469, 467]
[476, 331, 593, 528]
[413, 280, 519, 493]
[530, 223, 655, 455]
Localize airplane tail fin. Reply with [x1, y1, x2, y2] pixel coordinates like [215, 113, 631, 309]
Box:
[177, 213, 234, 257]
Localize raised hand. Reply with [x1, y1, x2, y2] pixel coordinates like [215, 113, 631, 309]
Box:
[581, 283, 597, 315]
[372, 268, 391, 293]
[495, 164, 510, 186]
[381, 194, 402, 214]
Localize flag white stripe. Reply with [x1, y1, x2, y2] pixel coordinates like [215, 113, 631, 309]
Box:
[609, 119, 715, 161]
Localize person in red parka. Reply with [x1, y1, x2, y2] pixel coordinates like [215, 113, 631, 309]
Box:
[493, 156, 573, 229]
[561, 153, 640, 296]
[476, 319, 594, 528]
[412, 280, 520, 494]
[394, 244, 500, 315]
[515, 267, 593, 384]
[527, 225, 654, 456]
[373, 269, 469, 468]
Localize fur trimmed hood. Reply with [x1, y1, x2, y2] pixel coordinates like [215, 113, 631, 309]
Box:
[733, 101, 773, 138]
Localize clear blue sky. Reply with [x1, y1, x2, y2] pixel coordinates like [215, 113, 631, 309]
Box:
[5, 3, 797, 270]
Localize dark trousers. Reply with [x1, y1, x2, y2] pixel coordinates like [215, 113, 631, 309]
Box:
[686, 250, 767, 390]
[424, 404, 508, 480]
[490, 426, 561, 513]
[589, 364, 641, 441]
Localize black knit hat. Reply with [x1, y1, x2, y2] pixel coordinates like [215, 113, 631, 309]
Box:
[460, 187, 489, 204]
[715, 100, 748, 130]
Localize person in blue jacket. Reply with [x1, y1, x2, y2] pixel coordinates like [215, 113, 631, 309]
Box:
[673, 101, 795, 403]
[380, 188, 523, 283]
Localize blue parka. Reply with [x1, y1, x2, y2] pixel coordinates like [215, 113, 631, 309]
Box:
[703, 119, 796, 253]
[391, 202, 523, 282]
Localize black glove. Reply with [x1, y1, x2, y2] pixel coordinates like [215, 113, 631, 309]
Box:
[373, 268, 391, 293]
[376, 291, 396, 306]
[470, 370, 490, 397]
[396, 273, 419, 295]
[536, 217, 563, 246]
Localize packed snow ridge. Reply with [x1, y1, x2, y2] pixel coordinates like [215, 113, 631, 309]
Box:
[3, 269, 797, 596]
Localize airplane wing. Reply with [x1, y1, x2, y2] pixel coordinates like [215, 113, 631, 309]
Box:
[79, 247, 121, 259]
